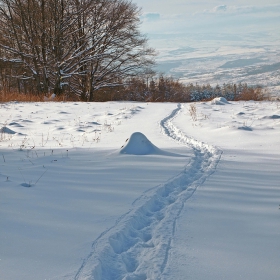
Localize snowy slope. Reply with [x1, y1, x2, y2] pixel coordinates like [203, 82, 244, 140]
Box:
[0, 100, 280, 280]
[164, 101, 280, 280]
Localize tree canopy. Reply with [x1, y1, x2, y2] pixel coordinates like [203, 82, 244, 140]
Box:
[0, 0, 155, 100]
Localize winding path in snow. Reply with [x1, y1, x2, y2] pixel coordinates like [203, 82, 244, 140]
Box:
[74, 104, 222, 280]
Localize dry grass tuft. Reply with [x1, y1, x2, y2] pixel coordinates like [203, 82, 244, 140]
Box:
[189, 103, 197, 121]
[0, 91, 43, 102]
[0, 91, 79, 103]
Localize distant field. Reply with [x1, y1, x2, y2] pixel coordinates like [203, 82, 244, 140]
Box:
[151, 33, 280, 96]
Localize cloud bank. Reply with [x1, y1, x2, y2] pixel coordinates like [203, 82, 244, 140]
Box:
[201, 4, 280, 15]
[141, 13, 161, 22]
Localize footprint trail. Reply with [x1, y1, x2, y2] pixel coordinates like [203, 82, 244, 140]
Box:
[74, 103, 222, 280]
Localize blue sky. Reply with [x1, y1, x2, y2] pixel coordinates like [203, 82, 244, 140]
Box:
[134, 0, 280, 38]
[135, 0, 280, 16]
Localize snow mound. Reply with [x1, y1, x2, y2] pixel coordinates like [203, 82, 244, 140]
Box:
[120, 132, 162, 155]
[211, 97, 229, 105]
[0, 126, 16, 134]
[262, 114, 280, 119]
[119, 132, 184, 157]
[236, 112, 245, 116]
[238, 126, 253, 131]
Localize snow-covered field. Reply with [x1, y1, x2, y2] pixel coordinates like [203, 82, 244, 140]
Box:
[149, 33, 280, 97]
[155, 43, 280, 97]
[1, 100, 280, 280]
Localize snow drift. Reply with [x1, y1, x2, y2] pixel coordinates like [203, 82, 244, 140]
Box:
[0, 126, 16, 134]
[120, 132, 166, 155]
[119, 132, 184, 157]
[211, 97, 229, 105]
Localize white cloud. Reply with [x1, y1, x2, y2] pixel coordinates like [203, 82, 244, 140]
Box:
[201, 4, 280, 15]
[139, 3, 280, 40]
[212, 5, 227, 13]
[142, 13, 161, 22]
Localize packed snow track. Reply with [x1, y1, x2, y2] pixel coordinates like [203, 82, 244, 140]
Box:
[74, 104, 222, 280]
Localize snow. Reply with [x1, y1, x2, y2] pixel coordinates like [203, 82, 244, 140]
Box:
[210, 96, 229, 105]
[0, 127, 17, 135]
[0, 100, 280, 280]
[119, 132, 183, 157]
[119, 132, 162, 155]
[150, 35, 280, 97]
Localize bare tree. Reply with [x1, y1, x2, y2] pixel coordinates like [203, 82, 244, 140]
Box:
[0, 0, 155, 100]
[84, 0, 155, 101]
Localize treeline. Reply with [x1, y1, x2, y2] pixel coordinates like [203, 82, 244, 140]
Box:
[0, 73, 266, 102]
[92, 76, 266, 102]
[0, 0, 155, 101]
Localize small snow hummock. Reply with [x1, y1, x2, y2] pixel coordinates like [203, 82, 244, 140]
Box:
[120, 132, 162, 155]
[119, 132, 185, 157]
[211, 97, 229, 105]
[0, 126, 16, 134]
[263, 114, 280, 119]
[119, 132, 186, 157]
